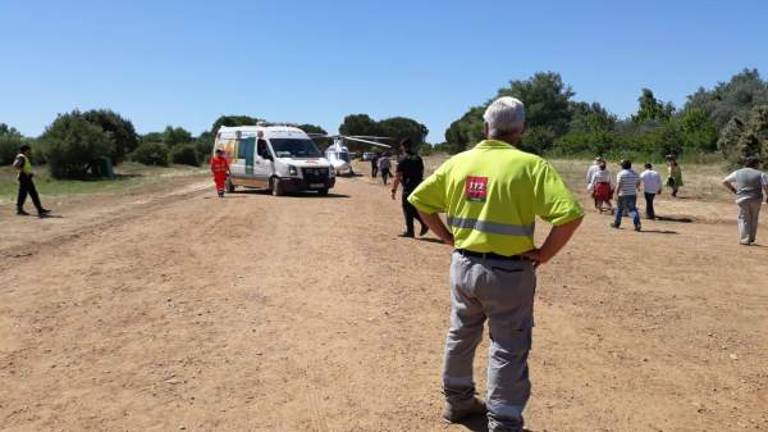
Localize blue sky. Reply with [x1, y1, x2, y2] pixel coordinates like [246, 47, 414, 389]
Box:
[1, 0, 766, 142]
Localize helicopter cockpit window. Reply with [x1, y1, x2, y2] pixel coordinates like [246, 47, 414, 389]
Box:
[270, 139, 322, 158]
[339, 150, 350, 163]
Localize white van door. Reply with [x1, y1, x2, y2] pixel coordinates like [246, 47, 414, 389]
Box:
[253, 138, 274, 184]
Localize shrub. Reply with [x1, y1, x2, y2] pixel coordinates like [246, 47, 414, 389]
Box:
[170, 144, 200, 166]
[0, 130, 24, 165]
[41, 112, 115, 179]
[81, 110, 139, 165]
[132, 142, 169, 166]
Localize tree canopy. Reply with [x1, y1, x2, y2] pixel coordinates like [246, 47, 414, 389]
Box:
[81, 109, 138, 164]
[338, 114, 428, 151]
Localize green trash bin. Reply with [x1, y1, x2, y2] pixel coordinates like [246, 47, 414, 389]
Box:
[92, 156, 115, 179]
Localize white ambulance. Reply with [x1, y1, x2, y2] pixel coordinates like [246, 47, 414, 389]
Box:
[214, 124, 336, 196]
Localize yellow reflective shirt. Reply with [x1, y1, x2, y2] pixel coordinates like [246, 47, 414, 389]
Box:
[408, 139, 583, 256]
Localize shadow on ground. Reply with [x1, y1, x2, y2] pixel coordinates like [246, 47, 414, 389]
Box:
[655, 215, 695, 223]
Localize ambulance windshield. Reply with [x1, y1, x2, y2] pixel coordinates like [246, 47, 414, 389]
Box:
[270, 139, 322, 158]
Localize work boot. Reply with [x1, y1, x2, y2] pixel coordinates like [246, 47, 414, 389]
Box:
[39, 208, 51, 215]
[17, 208, 30, 216]
[398, 231, 415, 238]
[634, 224, 642, 232]
[419, 224, 429, 237]
[442, 397, 486, 423]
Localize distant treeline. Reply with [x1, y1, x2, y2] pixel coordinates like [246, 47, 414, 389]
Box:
[439, 68, 768, 166]
[0, 111, 430, 179]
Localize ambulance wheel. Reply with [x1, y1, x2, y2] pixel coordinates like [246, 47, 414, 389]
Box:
[317, 188, 329, 196]
[271, 177, 284, 196]
[226, 178, 235, 193]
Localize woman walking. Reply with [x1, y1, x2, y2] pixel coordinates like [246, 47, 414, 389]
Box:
[666, 156, 684, 198]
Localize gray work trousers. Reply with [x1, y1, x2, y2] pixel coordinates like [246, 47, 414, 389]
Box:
[738, 199, 762, 244]
[443, 251, 536, 432]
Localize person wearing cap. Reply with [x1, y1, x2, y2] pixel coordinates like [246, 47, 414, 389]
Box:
[210, 148, 230, 198]
[13, 144, 51, 218]
[390, 138, 429, 238]
[722, 157, 768, 245]
[408, 96, 583, 432]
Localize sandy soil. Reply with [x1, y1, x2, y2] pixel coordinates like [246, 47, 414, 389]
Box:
[1, 165, 767, 431]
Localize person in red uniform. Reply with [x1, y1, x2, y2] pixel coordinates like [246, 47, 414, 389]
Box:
[210, 149, 230, 198]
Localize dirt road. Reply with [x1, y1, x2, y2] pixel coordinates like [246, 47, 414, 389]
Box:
[1, 171, 766, 431]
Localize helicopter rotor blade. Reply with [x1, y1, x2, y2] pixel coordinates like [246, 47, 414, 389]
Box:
[342, 137, 392, 148]
[347, 135, 396, 140]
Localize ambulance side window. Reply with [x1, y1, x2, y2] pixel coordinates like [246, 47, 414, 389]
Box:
[257, 139, 271, 159]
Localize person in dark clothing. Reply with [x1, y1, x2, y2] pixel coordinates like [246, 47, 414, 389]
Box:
[390, 138, 429, 238]
[371, 152, 380, 178]
[13, 144, 51, 218]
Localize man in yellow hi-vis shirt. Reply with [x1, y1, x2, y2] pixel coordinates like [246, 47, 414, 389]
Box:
[409, 96, 583, 432]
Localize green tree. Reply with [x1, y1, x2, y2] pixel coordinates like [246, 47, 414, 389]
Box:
[170, 144, 200, 166]
[444, 106, 485, 154]
[132, 142, 169, 166]
[297, 124, 327, 135]
[377, 117, 429, 147]
[0, 123, 24, 165]
[211, 115, 261, 135]
[81, 109, 138, 164]
[717, 105, 768, 165]
[338, 114, 381, 137]
[678, 108, 718, 152]
[163, 126, 193, 147]
[195, 131, 215, 161]
[41, 111, 115, 179]
[569, 101, 616, 133]
[444, 72, 576, 154]
[497, 72, 575, 136]
[685, 68, 768, 131]
[632, 88, 674, 123]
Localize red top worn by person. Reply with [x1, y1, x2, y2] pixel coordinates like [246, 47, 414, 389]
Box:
[210, 149, 230, 196]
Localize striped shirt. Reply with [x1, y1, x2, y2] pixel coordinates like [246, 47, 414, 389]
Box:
[616, 169, 640, 196]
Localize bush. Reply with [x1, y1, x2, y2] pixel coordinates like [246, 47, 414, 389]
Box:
[82, 110, 138, 164]
[41, 112, 115, 179]
[170, 144, 200, 166]
[0, 132, 24, 166]
[132, 142, 169, 166]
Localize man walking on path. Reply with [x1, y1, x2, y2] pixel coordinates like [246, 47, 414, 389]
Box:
[210, 149, 230, 198]
[378, 152, 391, 185]
[391, 139, 428, 237]
[408, 96, 583, 432]
[13, 144, 51, 218]
[371, 152, 380, 178]
[611, 159, 642, 231]
[640, 163, 662, 219]
[722, 157, 768, 245]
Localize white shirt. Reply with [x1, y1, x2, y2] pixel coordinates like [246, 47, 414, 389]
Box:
[586, 163, 600, 185]
[640, 169, 662, 194]
[589, 168, 614, 188]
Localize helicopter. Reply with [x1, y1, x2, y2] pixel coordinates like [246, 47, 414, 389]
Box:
[308, 134, 393, 176]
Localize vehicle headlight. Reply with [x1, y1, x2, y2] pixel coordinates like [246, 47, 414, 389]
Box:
[329, 166, 335, 177]
[288, 166, 298, 176]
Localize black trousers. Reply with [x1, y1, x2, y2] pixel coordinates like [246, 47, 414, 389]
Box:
[644, 192, 656, 219]
[381, 168, 391, 185]
[401, 188, 425, 234]
[17, 174, 44, 213]
[371, 164, 378, 178]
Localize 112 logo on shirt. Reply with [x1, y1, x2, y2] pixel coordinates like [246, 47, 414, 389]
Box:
[465, 176, 489, 202]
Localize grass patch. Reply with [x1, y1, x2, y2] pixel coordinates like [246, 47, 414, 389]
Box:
[0, 162, 206, 204]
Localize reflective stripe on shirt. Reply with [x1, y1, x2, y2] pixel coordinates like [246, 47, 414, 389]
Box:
[447, 216, 535, 237]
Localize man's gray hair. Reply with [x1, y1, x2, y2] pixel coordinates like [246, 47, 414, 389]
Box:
[483, 96, 525, 138]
